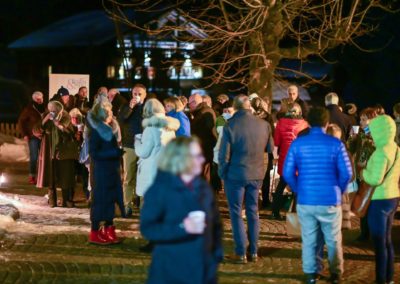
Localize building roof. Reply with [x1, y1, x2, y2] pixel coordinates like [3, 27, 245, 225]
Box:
[8, 10, 137, 49]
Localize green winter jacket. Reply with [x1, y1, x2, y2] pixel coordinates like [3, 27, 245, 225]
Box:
[362, 115, 400, 200]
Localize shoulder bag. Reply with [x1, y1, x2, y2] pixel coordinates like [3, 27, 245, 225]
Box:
[351, 148, 399, 218]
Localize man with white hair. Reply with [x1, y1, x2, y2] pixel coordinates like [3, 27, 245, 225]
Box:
[18, 91, 46, 184]
[325, 92, 352, 141]
[287, 85, 309, 117]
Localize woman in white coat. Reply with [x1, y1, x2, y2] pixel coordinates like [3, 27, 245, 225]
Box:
[134, 98, 180, 200]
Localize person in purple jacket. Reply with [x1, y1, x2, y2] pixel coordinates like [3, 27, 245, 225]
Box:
[283, 107, 352, 284]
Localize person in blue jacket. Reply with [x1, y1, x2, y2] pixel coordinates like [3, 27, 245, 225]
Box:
[140, 137, 223, 284]
[164, 96, 191, 137]
[87, 101, 125, 245]
[283, 107, 352, 284]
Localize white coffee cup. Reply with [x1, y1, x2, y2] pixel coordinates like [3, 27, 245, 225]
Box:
[188, 210, 206, 232]
[352, 126, 360, 134]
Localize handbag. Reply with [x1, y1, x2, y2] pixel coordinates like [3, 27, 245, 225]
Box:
[79, 139, 89, 164]
[286, 196, 302, 238]
[351, 148, 399, 218]
[57, 134, 80, 160]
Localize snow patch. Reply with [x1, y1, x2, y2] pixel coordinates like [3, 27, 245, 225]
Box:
[0, 134, 29, 162]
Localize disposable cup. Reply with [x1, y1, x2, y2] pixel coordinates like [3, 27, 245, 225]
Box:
[188, 211, 206, 231]
[352, 126, 360, 134]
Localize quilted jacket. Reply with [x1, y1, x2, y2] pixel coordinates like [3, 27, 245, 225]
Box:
[274, 117, 308, 175]
[362, 115, 400, 200]
[283, 127, 353, 206]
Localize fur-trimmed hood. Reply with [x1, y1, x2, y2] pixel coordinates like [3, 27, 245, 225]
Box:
[142, 114, 180, 131]
[87, 111, 121, 142]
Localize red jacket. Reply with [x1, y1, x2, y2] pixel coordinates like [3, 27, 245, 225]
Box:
[274, 117, 308, 175]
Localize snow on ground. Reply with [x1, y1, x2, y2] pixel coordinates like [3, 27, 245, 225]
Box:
[0, 134, 29, 162]
[0, 192, 140, 238]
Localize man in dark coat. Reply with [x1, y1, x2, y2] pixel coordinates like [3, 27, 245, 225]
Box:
[117, 84, 146, 214]
[17, 91, 45, 184]
[325, 92, 353, 141]
[73, 86, 90, 115]
[189, 93, 217, 182]
[218, 94, 272, 264]
[108, 88, 127, 117]
[288, 85, 309, 118]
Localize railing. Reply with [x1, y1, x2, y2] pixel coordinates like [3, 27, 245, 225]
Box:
[0, 123, 22, 138]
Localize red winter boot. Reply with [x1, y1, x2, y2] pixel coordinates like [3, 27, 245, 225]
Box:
[88, 230, 112, 245]
[101, 226, 121, 244]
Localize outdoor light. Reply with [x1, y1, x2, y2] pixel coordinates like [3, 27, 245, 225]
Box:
[0, 173, 6, 187]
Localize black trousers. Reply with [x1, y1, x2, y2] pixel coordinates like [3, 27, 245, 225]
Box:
[272, 177, 287, 216]
[261, 153, 274, 207]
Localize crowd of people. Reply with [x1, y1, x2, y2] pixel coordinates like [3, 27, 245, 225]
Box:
[17, 83, 400, 284]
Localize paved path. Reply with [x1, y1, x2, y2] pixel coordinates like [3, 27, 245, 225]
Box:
[0, 162, 399, 283]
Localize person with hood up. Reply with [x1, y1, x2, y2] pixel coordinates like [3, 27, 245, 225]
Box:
[361, 115, 400, 284]
[86, 101, 125, 245]
[135, 98, 179, 200]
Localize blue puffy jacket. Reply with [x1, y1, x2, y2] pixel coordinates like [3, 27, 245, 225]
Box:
[283, 127, 352, 206]
[166, 110, 191, 137]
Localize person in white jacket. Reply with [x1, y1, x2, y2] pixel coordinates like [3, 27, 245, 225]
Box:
[134, 99, 180, 200]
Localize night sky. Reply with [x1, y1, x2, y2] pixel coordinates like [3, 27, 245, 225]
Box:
[1, 1, 399, 114]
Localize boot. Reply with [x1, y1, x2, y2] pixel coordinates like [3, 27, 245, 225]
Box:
[88, 230, 112, 245]
[28, 176, 36, 185]
[101, 226, 121, 244]
[61, 187, 70, 207]
[48, 188, 57, 208]
[139, 241, 154, 253]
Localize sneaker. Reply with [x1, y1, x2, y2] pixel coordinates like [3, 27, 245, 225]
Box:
[226, 254, 247, 264]
[124, 207, 133, 218]
[305, 273, 317, 284]
[330, 273, 342, 284]
[249, 254, 258, 263]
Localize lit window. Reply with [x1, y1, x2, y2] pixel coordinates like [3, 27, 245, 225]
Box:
[107, 66, 115, 78]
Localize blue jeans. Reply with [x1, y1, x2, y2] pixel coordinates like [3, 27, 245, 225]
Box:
[224, 179, 261, 255]
[28, 137, 41, 176]
[297, 204, 343, 275]
[368, 198, 399, 283]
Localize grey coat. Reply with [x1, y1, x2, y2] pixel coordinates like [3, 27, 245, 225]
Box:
[218, 109, 272, 181]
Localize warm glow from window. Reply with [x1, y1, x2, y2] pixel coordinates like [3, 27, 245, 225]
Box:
[107, 66, 115, 78]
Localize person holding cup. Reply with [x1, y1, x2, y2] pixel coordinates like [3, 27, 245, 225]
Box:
[117, 84, 147, 215]
[347, 107, 378, 241]
[140, 137, 223, 284]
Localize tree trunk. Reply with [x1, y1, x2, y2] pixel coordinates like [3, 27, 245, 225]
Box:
[248, 3, 283, 105]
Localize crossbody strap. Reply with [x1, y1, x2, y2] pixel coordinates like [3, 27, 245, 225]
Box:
[380, 147, 399, 185]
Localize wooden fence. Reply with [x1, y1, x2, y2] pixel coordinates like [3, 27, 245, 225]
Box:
[0, 123, 22, 138]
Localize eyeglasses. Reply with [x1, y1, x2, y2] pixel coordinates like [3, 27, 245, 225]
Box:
[190, 153, 204, 160]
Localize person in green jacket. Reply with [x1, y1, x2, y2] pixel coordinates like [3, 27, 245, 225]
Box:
[362, 114, 400, 284]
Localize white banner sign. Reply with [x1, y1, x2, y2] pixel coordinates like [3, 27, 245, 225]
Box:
[49, 74, 90, 100]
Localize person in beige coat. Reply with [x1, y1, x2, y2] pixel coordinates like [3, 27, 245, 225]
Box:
[134, 99, 180, 199]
